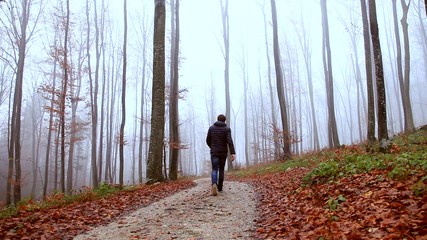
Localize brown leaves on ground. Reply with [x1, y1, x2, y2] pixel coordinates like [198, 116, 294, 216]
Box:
[244, 168, 427, 239]
[0, 180, 195, 240]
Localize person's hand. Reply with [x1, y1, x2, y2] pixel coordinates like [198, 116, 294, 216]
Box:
[231, 154, 236, 161]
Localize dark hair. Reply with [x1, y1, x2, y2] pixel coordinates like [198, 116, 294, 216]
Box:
[217, 114, 226, 122]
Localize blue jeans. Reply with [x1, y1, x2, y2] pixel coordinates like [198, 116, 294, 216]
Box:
[211, 154, 226, 190]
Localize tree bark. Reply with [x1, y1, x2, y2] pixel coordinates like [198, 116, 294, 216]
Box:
[147, 0, 166, 184]
[400, 0, 414, 132]
[369, 0, 389, 141]
[87, 0, 99, 188]
[119, 0, 128, 187]
[320, 0, 340, 149]
[270, 0, 291, 159]
[7, 0, 33, 204]
[220, 0, 233, 170]
[169, 0, 180, 180]
[61, 0, 70, 194]
[260, 2, 278, 159]
[360, 0, 376, 143]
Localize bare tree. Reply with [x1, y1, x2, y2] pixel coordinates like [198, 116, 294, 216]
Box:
[293, 9, 320, 151]
[360, 0, 376, 143]
[270, 0, 291, 159]
[320, 0, 340, 148]
[147, 0, 166, 184]
[369, 0, 389, 141]
[237, 46, 250, 166]
[134, 7, 150, 184]
[86, 0, 98, 188]
[392, 0, 414, 132]
[29, 91, 44, 199]
[41, 36, 59, 199]
[119, 0, 128, 187]
[169, 0, 180, 180]
[415, 0, 427, 89]
[1, 0, 43, 204]
[97, 0, 107, 184]
[219, 0, 233, 170]
[59, 0, 70, 193]
[69, 19, 88, 191]
[259, 1, 278, 159]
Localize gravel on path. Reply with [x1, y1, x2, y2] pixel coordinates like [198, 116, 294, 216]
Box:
[73, 178, 258, 240]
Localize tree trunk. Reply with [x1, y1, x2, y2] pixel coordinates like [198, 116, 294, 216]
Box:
[360, 0, 376, 143]
[270, 0, 291, 159]
[87, 0, 99, 188]
[147, 0, 166, 184]
[169, 0, 180, 180]
[320, 0, 340, 149]
[293, 12, 320, 151]
[119, 0, 128, 187]
[43, 59, 57, 199]
[8, 0, 32, 204]
[417, 0, 427, 85]
[96, 0, 106, 183]
[369, 0, 389, 141]
[399, 0, 415, 132]
[138, 20, 148, 184]
[220, 0, 233, 170]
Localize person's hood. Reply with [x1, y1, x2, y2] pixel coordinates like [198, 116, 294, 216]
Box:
[214, 121, 227, 127]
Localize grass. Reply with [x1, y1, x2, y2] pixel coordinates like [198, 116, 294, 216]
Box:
[0, 182, 125, 219]
[232, 126, 427, 191]
[230, 157, 312, 178]
[303, 128, 427, 185]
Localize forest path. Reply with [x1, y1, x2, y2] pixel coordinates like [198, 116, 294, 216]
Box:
[73, 178, 258, 240]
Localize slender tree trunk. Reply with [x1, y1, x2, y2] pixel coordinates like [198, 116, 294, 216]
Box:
[169, 0, 180, 180]
[119, 0, 128, 187]
[293, 12, 320, 151]
[241, 49, 250, 166]
[270, 0, 291, 159]
[43, 60, 57, 199]
[418, 0, 427, 85]
[369, 0, 389, 141]
[361, 0, 376, 143]
[9, 0, 32, 204]
[87, 0, 99, 188]
[97, 0, 106, 183]
[219, 0, 233, 170]
[54, 124, 60, 191]
[320, 0, 340, 148]
[59, 0, 70, 194]
[138, 28, 148, 183]
[105, 48, 115, 183]
[400, 0, 414, 132]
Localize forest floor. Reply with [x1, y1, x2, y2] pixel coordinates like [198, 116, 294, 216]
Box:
[74, 178, 257, 240]
[0, 127, 426, 239]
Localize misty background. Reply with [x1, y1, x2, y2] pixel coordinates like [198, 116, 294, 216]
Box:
[0, 0, 426, 203]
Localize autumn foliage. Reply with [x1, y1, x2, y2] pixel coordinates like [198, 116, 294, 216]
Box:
[235, 127, 427, 239]
[246, 168, 426, 239]
[1, 128, 426, 239]
[0, 180, 195, 239]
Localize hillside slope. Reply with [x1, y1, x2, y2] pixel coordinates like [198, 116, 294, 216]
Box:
[234, 127, 427, 239]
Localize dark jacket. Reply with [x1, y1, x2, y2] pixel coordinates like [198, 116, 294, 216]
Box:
[206, 121, 236, 157]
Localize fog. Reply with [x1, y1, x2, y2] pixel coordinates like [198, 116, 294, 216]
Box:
[0, 0, 426, 201]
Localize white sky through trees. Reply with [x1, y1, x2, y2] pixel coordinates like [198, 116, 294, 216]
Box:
[0, 0, 426, 187]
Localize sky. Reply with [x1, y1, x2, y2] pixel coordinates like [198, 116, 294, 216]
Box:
[1, 0, 426, 183]
[32, 0, 427, 158]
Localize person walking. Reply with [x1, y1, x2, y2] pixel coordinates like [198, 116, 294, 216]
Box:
[206, 114, 236, 196]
